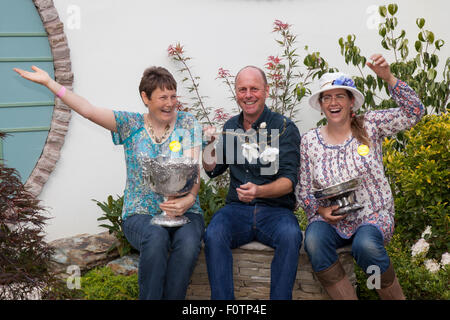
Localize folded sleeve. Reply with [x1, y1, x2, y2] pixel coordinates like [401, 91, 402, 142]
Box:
[111, 111, 143, 145]
[276, 120, 301, 188]
[365, 80, 425, 139]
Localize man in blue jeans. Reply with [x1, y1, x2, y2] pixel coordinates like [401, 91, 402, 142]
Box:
[202, 66, 302, 300]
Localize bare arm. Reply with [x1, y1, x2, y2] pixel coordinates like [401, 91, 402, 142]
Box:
[14, 65, 117, 132]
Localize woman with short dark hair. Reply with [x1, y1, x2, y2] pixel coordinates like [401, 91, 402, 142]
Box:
[14, 65, 204, 300]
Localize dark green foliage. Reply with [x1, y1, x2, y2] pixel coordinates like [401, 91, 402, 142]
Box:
[338, 3, 449, 117]
[355, 233, 450, 300]
[198, 178, 227, 227]
[93, 194, 134, 257]
[383, 114, 449, 260]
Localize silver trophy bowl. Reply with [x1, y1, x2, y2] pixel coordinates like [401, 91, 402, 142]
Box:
[313, 177, 364, 216]
[140, 155, 199, 227]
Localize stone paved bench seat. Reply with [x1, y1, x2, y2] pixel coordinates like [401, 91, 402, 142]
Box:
[186, 240, 355, 300]
[49, 232, 356, 300]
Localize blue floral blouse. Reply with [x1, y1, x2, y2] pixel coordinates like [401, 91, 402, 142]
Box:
[111, 111, 203, 220]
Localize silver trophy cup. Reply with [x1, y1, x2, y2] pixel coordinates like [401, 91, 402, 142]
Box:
[313, 177, 364, 216]
[140, 155, 199, 227]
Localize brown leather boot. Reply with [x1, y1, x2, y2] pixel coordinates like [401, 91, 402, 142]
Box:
[315, 260, 358, 300]
[376, 262, 406, 300]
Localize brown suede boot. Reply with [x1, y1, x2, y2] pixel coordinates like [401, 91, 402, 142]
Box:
[376, 262, 406, 300]
[315, 260, 358, 300]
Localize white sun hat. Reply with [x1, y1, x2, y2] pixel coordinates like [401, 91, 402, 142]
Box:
[308, 72, 365, 112]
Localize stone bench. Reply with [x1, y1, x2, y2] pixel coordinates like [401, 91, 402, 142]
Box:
[186, 241, 355, 300]
[49, 232, 356, 300]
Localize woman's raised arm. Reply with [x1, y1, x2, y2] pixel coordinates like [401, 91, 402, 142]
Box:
[14, 65, 117, 132]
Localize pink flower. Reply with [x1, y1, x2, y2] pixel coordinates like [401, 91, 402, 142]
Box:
[268, 73, 282, 81]
[168, 43, 184, 56]
[265, 62, 275, 70]
[213, 108, 231, 122]
[273, 19, 289, 31]
[217, 68, 232, 79]
[268, 56, 281, 64]
[175, 101, 189, 112]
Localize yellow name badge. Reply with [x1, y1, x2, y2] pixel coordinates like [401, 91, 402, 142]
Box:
[169, 140, 181, 152]
[357, 144, 370, 156]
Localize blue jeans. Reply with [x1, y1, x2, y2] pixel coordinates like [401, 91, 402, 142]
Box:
[204, 203, 303, 300]
[122, 212, 204, 300]
[304, 221, 390, 274]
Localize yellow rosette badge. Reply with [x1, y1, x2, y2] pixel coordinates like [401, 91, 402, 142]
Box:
[357, 144, 370, 156]
[169, 140, 181, 152]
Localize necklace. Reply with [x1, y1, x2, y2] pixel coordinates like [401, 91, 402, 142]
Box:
[145, 115, 171, 144]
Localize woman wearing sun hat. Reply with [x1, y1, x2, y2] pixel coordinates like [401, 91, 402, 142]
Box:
[296, 54, 424, 299]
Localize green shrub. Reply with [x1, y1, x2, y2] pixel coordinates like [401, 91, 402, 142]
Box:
[338, 4, 449, 116]
[388, 233, 449, 300]
[355, 233, 450, 300]
[80, 266, 138, 300]
[199, 178, 227, 227]
[93, 195, 133, 257]
[294, 207, 308, 230]
[383, 113, 449, 260]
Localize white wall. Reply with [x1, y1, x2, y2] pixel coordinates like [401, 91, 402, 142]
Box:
[43, 0, 449, 241]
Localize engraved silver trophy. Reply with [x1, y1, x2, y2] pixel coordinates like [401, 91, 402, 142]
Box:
[313, 177, 364, 216]
[139, 155, 199, 227]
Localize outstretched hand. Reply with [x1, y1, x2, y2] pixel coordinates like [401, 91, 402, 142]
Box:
[13, 65, 51, 86]
[366, 54, 397, 87]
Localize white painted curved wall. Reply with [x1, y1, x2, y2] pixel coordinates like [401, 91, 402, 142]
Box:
[43, 0, 449, 240]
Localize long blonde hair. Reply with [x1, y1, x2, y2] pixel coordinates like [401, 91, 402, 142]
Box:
[347, 90, 370, 145]
[351, 114, 370, 146]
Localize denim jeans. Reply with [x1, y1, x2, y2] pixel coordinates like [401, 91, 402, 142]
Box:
[304, 221, 390, 274]
[204, 203, 303, 300]
[122, 212, 204, 300]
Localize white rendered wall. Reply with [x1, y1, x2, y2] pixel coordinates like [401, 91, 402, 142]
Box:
[42, 0, 449, 241]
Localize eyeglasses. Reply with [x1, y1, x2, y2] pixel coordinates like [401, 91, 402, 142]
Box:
[320, 94, 348, 105]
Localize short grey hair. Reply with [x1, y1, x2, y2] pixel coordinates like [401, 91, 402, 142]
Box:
[235, 65, 268, 87]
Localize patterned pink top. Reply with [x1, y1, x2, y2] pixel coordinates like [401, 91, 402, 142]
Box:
[296, 80, 424, 243]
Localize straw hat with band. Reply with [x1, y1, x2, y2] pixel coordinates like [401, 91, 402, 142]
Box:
[308, 72, 365, 112]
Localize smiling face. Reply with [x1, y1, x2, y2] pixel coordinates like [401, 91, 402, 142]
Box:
[235, 67, 269, 119]
[142, 87, 178, 124]
[319, 88, 355, 125]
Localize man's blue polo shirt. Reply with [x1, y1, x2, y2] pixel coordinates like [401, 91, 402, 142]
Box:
[205, 106, 301, 210]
